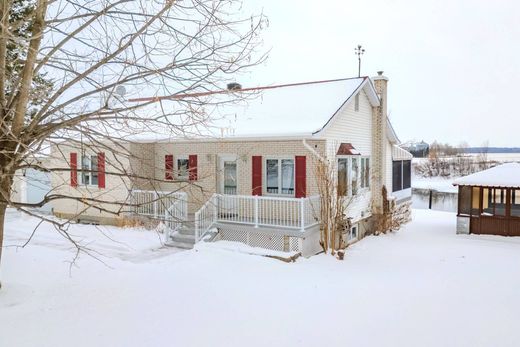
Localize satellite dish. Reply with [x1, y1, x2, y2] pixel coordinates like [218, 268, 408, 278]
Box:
[115, 85, 126, 97]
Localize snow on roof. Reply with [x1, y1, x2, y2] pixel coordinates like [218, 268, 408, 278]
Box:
[392, 145, 413, 160]
[129, 77, 376, 139]
[206, 77, 370, 137]
[453, 163, 520, 188]
[386, 118, 400, 144]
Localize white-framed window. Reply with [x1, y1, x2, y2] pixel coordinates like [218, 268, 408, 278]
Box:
[80, 154, 99, 186]
[351, 157, 359, 195]
[265, 157, 294, 195]
[176, 156, 189, 180]
[338, 158, 349, 196]
[348, 224, 358, 241]
[360, 157, 370, 188]
[337, 156, 370, 196]
[354, 94, 360, 112]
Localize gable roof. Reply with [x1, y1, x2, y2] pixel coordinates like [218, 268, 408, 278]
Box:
[453, 163, 520, 188]
[386, 117, 400, 144]
[129, 77, 380, 138]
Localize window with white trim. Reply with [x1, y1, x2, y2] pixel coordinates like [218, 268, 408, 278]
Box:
[176, 156, 189, 180]
[348, 224, 358, 241]
[360, 157, 370, 188]
[338, 158, 349, 196]
[80, 155, 98, 186]
[337, 156, 370, 196]
[351, 157, 359, 195]
[265, 158, 294, 195]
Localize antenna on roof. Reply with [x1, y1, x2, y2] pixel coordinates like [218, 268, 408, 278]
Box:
[355, 45, 365, 77]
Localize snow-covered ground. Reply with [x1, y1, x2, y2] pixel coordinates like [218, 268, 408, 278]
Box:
[2, 209, 520, 347]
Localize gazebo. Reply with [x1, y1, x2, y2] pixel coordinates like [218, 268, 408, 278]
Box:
[453, 163, 520, 236]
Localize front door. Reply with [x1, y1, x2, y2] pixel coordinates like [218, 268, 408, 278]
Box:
[219, 157, 238, 218]
[220, 158, 237, 195]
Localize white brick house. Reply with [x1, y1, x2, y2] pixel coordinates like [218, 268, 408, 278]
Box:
[50, 72, 412, 256]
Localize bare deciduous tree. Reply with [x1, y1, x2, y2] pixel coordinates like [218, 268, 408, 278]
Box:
[0, 0, 266, 282]
[314, 156, 352, 256]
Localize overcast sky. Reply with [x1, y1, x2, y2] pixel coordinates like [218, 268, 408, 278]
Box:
[240, 0, 520, 147]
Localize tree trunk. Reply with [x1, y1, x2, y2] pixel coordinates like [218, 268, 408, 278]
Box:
[0, 202, 6, 290]
[0, 172, 13, 290]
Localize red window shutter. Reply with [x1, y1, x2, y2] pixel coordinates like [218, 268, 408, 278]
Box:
[70, 152, 78, 187]
[165, 155, 174, 180]
[252, 156, 262, 196]
[188, 155, 198, 181]
[97, 152, 106, 188]
[295, 156, 306, 198]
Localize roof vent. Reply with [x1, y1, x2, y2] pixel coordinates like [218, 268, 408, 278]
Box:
[227, 82, 242, 91]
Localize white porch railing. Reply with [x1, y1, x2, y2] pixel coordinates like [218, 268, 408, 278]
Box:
[130, 190, 188, 240]
[194, 194, 321, 242]
[130, 190, 187, 219]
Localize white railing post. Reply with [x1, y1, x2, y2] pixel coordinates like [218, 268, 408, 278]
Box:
[164, 209, 170, 243]
[195, 211, 200, 242]
[254, 195, 259, 228]
[300, 197, 305, 232]
[153, 191, 158, 220]
[213, 194, 218, 223]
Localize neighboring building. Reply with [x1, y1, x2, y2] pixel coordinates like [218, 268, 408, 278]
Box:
[10, 157, 52, 214]
[453, 163, 520, 236]
[403, 140, 429, 157]
[49, 72, 412, 255]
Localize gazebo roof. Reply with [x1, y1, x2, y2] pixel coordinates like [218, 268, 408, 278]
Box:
[453, 163, 520, 188]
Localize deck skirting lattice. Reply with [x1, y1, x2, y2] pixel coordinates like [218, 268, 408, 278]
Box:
[218, 227, 303, 253]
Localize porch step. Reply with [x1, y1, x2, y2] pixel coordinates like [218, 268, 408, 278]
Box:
[171, 231, 195, 244]
[166, 229, 196, 249]
[166, 224, 220, 249]
[166, 240, 196, 249]
[178, 226, 195, 236]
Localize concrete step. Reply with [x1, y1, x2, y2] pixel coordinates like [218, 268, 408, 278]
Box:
[170, 231, 195, 244]
[178, 226, 195, 236]
[165, 240, 195, 249]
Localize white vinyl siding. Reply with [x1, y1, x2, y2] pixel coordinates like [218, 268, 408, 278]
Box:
[319, 90, 373, 222]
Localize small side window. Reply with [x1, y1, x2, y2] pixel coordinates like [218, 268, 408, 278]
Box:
[349, 224, 358, 241]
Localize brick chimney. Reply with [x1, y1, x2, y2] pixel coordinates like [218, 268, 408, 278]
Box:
[371, 71, 389, 214]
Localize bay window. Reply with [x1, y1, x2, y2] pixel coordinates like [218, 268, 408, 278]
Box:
[360, 157, 370, 188]
[266, 158, 294, 195]
[337, 156, 370, 197]
[351, 157, 359, 196]
[338, 158, 348, 196]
